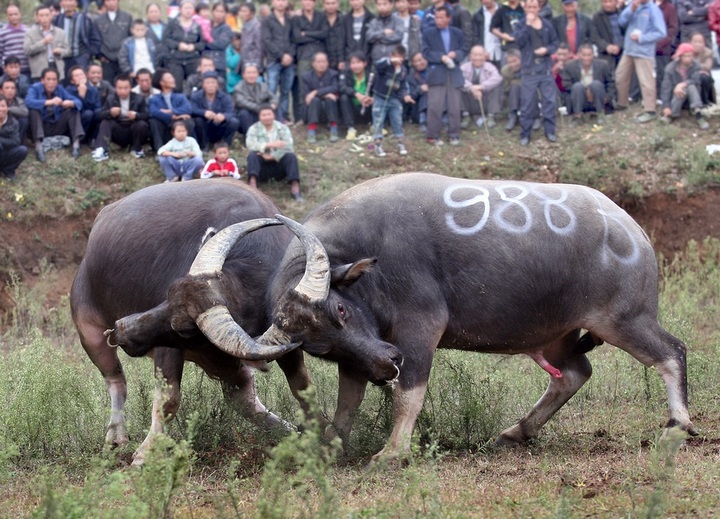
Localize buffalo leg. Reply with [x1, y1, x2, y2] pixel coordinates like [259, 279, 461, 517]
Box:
[220, 365, 290, 431]
[327, 365, 368, 448]
[598, 318, 696, 436]
[75, 315, 129, 447]
[132, 347, 184, 466]
[276, 349, 328, 428]
[495, 352, 592, 446]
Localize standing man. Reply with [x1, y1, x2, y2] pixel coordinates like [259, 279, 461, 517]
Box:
[25, 67, 84, 161]
[53, 0, 101, 75]
[513, 0, 559, 146]
[24, 5, 70, 82]
[490, 0, 523, 53]
[472, 0, 502, 69]
[615, 0, 667, 123]
[291, 0, 328, 122]
[591, 0, 624, 71]
[240, 3, 263, 71]
[0, 4, 29, 77]
[422, 6, 465, 146]
[552, 0, 592, 55]
[324, 0, 346, 70]
[343, 0, 375, 62]
[655, 0, 679, 98]
[95, 0, 133, 82]
[262, 0, 295, 124]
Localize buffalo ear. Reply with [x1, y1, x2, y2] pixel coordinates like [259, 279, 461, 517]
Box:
[331, 258, 377, 287]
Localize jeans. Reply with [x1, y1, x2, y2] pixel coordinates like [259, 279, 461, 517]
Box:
[266, 62, 295, 122]
[372, 96, 404, 140]
[159, 155, 205, 181]
[519, 72, 557, 139]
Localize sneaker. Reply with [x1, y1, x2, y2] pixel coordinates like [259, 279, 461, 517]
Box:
[398, 142, 408, 156]
[475, 116, 485, 128]
[460, 114, 471, 129]
[427, 138, 444, 146]
[419, 123, 428, 133]
[375, 144, 387, 157]
[131, 149, 146, 159]
[291, 192, 305, 203]
[546, 133, 557, 143]
[449, 138, 460, 146]
[659, 115, 672, 124]
[697, 117, 710, 130]
[519, 137, 530, 147]
[346, 127, 357, 141]
[506, 113, 517, 131]
[486, 115, 497, 129]
[92, 147, 109, 162]
[596, 115, 606, 125]
[532, 118, 542, 130]
[636, 112, 656, 123]
[329, 127, 339, 142]
[307, 131, 317, 144]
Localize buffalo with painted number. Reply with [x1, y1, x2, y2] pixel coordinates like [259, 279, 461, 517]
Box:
[174, 172, 698, 462]
[70, 179, 311, 465]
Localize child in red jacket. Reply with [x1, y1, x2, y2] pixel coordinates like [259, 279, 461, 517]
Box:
[200, 143, 241, 179]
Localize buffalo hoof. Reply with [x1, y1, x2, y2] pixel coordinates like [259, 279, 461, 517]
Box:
[493, 425, 530, 447]
[368, 449, 411, 470]
[104, 424, 129, 448]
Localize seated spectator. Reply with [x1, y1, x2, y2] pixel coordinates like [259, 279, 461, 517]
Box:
[659, 42, 709, 130]
[1, 79, 29, 140]
[233, 63, 275, 135]
[119, 19, 158, 78]
[91, 73, 150, 162]
[157, 120, 204, 181]
[226, 33, 243, 94]
[339, 51, 373, 140]
[148, 68, 194, 151]
[0, 56, 31, 98]
[371, 46, 411, 157]
[406, 51, 428, 131]
[501, 48, 522, 130]
[25, 67, 84, 162]
[460, 45, 502, 129]
[67, 65, 101, 143]
[23, 5, 70, 82]
[0, 94, 28, 180]
[132, 68, 160, 99]
[184, 55, 226, 97]
[561, 43, 615, 125]
[87, 62, 114, 106]
[200, 142, 241, 179]
[302, 52, 340, 143]
[245, 104, 303, 201]
[191, 70, 239, 150]
[690, 31, 715, 106]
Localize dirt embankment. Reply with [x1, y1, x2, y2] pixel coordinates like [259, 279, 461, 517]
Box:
[1, 189, 719, 315]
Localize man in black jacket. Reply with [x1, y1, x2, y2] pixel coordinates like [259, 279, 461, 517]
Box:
[343, 0, 375, 63]
[292, 0, 328, 122]
[91, 74, 149, 161]
[95, 0, 133, 82]
[0, 94, 28, 180]
[324, 0, 346, 70]
[552, 0, 592, 54]
[590, 0, 624, 70]
[561, 43, 615, 125]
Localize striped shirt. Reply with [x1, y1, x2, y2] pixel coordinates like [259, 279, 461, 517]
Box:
[0, 24, 29, 71]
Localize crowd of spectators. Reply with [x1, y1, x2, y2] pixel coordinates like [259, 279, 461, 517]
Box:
[0, 0, 718, 194]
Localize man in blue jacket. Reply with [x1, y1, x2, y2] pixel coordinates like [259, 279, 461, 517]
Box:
[615, 0, 667, 123]
[148, 68, 194, 151]
[422, 6, 465, 146]
[512, 0, 558, 146]
[190, 71, 239, 150]
[25, 67, 84, 161]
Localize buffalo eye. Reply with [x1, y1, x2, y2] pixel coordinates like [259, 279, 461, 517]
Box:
[337, 302, 347, 319]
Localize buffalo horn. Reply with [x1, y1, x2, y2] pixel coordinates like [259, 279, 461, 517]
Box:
[189, 218, 283, 276]
[274, 214, 330, 302]
[196, 305, 299, 360]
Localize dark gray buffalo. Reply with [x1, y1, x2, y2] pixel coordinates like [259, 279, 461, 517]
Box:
[70, 180, 310, 465]
[177, 172, 697, 462]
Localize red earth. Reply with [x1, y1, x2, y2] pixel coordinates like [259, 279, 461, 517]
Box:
[1, 188, 719, 317]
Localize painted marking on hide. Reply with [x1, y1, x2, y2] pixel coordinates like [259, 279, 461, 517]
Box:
[443, 183, 640, 265]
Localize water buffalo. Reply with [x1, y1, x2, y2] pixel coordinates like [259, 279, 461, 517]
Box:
[70, 180, 309, 464]
[182, 172, 697, 462]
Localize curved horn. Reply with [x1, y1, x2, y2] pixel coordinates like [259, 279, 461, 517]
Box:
[196, 306, 300, 360]
[189, 218, 283, 276]
[274, 214, 331, 303]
